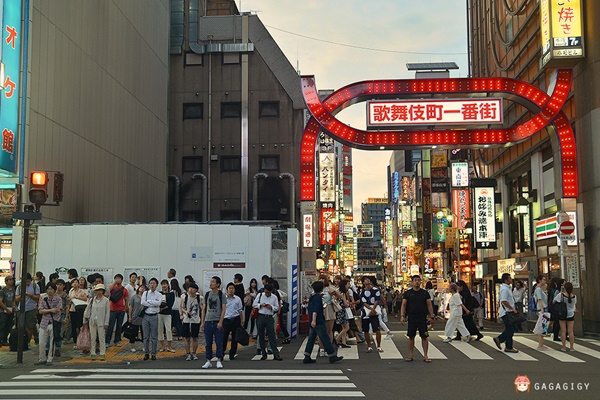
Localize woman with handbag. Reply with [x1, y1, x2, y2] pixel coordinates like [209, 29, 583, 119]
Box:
[127, 285, 146, 352]
[243, 278, 258, 338]
[553, 281, 577, 351]
[69, 278, 88, 347]
[533, 275, 549, 350]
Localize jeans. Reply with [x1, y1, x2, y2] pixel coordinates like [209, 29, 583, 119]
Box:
[0, 312, 14, 343]
[222, 316, 241, 357]
[256, 314, 280, 357]
[303, 322, 335, 357]
[204, 320, 224, 360]
[106, 310, 125, 345]
[142, 314, 158, 355]
[498, 314, 515, 349]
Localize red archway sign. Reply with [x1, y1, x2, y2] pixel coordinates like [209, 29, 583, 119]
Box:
[300, 70, 577, 201]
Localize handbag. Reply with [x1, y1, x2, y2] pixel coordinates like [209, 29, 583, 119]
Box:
[331, 299, 343, 313]
[501, 303, 526, 326]
[551, 294, 568, 320]
[250, 294, 262, 319]
[235, 327, 250, 346]
[77, 324, 91, 351]
[345, 307, 354, 320]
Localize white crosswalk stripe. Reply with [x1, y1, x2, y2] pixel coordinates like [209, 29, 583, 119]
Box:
[479, 336, 538, 361]
[294, 337, 320, 359]
[251, 346, 283, 360]
[437, 335, 493, 360]
[10, 369, 365, 398]
[414, 337, 447, 359]
[512, 336, 584, 363]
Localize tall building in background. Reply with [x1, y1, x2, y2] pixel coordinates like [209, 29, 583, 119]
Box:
[468, 1, 599, 333]
[356, 198, 387, 281]
[168, 0, 305, 222]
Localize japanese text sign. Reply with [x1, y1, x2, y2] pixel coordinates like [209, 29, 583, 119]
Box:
[451, 162, 469, 188]
[303, 214, 313, 248]
[367, 98, 502, 127]
[319, 153, 335, 202]
[473, 187, 496, 246]
[541, 0, 584, 67]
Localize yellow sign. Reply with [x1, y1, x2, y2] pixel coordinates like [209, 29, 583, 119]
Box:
[540, 0, 551, 55]
[551, 0, 582, 41]
[541, 0, 584, 66]
[367, 198, 388, 204]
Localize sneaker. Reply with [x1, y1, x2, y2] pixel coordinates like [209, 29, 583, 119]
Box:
[303, 356, 316, 364]
[505, 348, 519, 353]
[202, 361, 212, 369]
[105, 343, 111, 348]
[192, 353, 199, 360]
[385, 333, 393, 340]
[91, 355, 97, 361]
[130, 348, 137, 353]
[229, 354, 237, 360]
[99, 354, 105, 361]
[329, 355, 343, 364]
[466, 335, 474, 343]
[216, 361, 224, 369]
[267, 349, 273, 355]
[185, 354, 192, 361]
[443, 337, 452, 343]
[143, 354, 149, 361]
[151, 355, 157, 361]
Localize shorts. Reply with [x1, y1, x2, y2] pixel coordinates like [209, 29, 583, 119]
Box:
[407, 317, 429, 339]
[361, 315, 380, 333]
[24, 310, 37, 330]
[182, 322, 200, 338]
[561, 316, 575, 322]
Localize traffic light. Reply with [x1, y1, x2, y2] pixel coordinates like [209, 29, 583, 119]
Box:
[29, 171, 48, 205]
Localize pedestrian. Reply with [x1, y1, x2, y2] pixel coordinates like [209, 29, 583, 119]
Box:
[385, 287, 394, 314]
[273, 279, 291, 344]
[35, 282, 62, 366]
[79, 277, 90, 298]
[65, 269, 78, 292]
[400, 275, 435, 363]
[182, 275, 194, 291]
[393, 289, 402, 317]
[180, 283, 202, 361]
[493, 273, 519, 353]
[233, 273, 245, 300]
[170, 278, 183, 341]
[127, 285, 146, 352]
[455, 280, 483, 341]
[533, 274, 549, 350]
[425, 281, 438, 318]
[15, 273, 40, 343]
[137, 275, 147, 290]
[158, 279, 175, 352]
[471, 284, 485, 330]
[553, 281, 576, 352]
[69, 278, 88, 346]
[201, 276, 226, 368]
[124, 272, 138, 300]
[253, 283, 282, 361]
[243, 278, 258, 337]
[346, 281, 366, 344]
[83, 283, 110, 361]
[35, 271, 46, 294]
[360, 276, 383, 353]
[548, 277, 563, 342]
[167, 268, 176, 281]
[223, 282, 244, 360]
[334, 279, 351, 348]
[442, 283, 471, 343]
[302, 280, 343, 365]
[52, 279, 70, 357]
[321, 275, 339, 345]
[141, 277, 162, 361]
[0, 276, 16, 346]
[106, 274, 129, 348]
[512, 280, 526, 332]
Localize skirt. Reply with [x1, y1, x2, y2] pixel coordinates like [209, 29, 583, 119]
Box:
[323, 303, 337, 321]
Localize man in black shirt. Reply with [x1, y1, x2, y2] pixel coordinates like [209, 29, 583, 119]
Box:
[400, 275, 435, 363]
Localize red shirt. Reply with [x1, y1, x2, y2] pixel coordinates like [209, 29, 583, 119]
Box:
[109, 285, 129, 312]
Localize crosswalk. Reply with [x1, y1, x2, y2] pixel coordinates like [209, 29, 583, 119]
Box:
[290, 333, 600, 363]
[8, 368, 365, 398]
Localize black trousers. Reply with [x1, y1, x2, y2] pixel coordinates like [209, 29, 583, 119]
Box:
[455, 314, 481, 338]
[256, 314, 280, 357]
[244, 306, 256, 333]
[223, 316, 241, 357]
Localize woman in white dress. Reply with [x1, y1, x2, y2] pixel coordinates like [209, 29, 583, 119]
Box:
[443, 284, 472, 343]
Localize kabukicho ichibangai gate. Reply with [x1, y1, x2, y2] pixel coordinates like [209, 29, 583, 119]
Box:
[299, 69, 577, 306]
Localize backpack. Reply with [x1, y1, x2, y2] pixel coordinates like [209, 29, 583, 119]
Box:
[204, 290, 224, 311]
[528, 295, 537, 312]
[183, 293, 201, 310]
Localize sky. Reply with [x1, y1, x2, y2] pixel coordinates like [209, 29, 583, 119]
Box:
[238, 0, 469, 221]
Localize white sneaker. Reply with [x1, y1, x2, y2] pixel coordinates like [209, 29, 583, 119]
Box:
[130, 348, 137, 352]
[443, 337, 452, 343]
[201, 361, 212, 369]
[385, 333, 393, 340]
[185, 354, 192, 361]
[216, 361, 223, 369]
[192, 353, 199, 360]
[465, 335, 474, 343]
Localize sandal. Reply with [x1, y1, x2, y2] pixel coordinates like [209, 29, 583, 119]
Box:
[405, 357, 413, 362]
[366, 347, 373, 353]
[166, 348, 176, 353]
[424, 358, 432, 363]
[377, 347, 384, 353]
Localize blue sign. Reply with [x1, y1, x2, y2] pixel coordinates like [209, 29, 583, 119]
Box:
[0, 0, 22, 173]
[392, 171, 399, 204]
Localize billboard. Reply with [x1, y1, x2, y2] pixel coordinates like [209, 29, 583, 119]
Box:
[473, 187, 496, 247]
[356, 224, 373, 238]
[541, 0, 584, 67]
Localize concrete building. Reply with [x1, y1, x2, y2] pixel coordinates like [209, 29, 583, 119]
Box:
[468, 1, 599, 333]
[168, 0, 305, 223]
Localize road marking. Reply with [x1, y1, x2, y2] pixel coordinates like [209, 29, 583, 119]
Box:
[377, 337, 403, 359]
[29, 368, 344, 374]
[15, 374, 350, 381]
[337, 342, 360, 359]
[479, 336, 538, 361]
[414, 338, 447, 359]
[8, 380, 358, 388]
[579, 338, 600, 346]
[513, 336, 584, 363]
[251, 346, 283, 361]
[569, 343, 600, 360]
[0, 389, 366, 398]
[437, 335, 492, 360]
[294, 337, 319, 360]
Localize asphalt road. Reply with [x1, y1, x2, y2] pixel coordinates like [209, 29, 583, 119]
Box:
[1, 319, 599, 400]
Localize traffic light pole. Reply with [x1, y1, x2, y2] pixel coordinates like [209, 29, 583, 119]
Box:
[12, 207, 41, 364]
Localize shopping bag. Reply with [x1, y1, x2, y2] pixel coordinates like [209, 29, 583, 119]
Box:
[345, 307, 354, 320]
[235, 327, 250, 346]
[533, 312, 551, 335]
[77, 324, 91, 351]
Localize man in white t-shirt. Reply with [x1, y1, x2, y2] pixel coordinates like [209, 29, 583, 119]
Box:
[180, 283, 202, 361]
[493, 273, 519, 353]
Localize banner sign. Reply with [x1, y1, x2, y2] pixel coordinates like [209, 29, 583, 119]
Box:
[451, 162, 469, 187]
[319, 153, 335, 202]
[473, 187, 496, 247]
[451, 189, 471, 229]
[303, 214, 313, 248]
[541, 0, 584, 67]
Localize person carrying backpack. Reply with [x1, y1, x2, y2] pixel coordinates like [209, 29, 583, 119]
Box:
[180, 283, 202, 361]
[200, 276, 226, 369]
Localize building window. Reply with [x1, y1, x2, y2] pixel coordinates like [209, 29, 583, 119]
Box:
[221, 102, 241, 118]
[259, 101, 280, 117]
[181, 211, 202, 222]
[182, 156, 202, 173]
[183, 103, 203, 119]
[221, 156, 241, 172]
[223, 53, 240, 64]
[260, 156, 279, 172]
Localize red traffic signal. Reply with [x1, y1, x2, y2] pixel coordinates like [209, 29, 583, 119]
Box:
[29, 171, 48, 205]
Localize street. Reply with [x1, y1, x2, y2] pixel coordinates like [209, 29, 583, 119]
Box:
[1, 320, 598, 400]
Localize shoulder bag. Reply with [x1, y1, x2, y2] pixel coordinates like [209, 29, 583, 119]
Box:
[502, 303, 527, 326]
[43, 298, 63, 342]
[250, 293, 262, 319]
[551, 294, 568, 320]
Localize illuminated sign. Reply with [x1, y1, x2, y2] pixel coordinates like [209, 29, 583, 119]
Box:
[392, 171, 399, 204]
[473, 187, 496, 246]
[431, 217, 448, 243]
[541, 0, 584, 67]
[303, 214, 313, 248]
[367, 98, 502, 127]
[320, 208, 335, 245]
[357, 224, 373, 238]
[0, 0, 22, 173]
[319, 153, 335, 202]
[451, 162, 469, 187]
[400, 246, 407, 274]
[367, 198, 388, 204]
[451, 189, 471, 229]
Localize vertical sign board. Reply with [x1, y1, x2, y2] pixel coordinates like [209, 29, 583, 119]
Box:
[452, 189, 471, 229]
[0, 0, 22, 173]
[451, 162, 469, 187]
[302, 214, 313, 248]
[541, 0, 584, 67]
[341, 145, 353, 214]
[391, 171, 399, 204]
[319, 153, 335, 202]
[473, 187, 496, 248]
